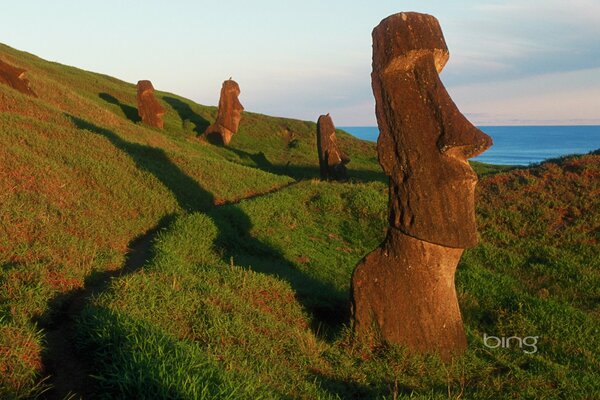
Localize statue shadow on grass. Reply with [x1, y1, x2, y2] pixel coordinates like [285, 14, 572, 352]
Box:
[208, 205, 351, 340]
[37, 212, 177, 399]
[37, 114, 364, 397]
[67, 114, 371, 338]
[151, 95, 385, 184]
[98, 93, 141, 124]
[67, 115, 348, 329]
[162, 96, 210, 134]
[36, 115, 218, 397]
[69, 115, 214, 212]
[226, 147, 387, 183]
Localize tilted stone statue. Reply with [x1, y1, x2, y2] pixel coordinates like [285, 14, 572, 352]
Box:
[136, 80, 165, 129]
[0, 59, 37, 97]
[351, 12, 492, 360]
[316, 113, 350, 180]
[204, 79, 244, 145]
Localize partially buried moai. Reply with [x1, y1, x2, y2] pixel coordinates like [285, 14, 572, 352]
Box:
[0, 59, 37, 97]
[137, 80, 165, 129]
[204, 79, 244, 146]
[316, 113, 350, 180]
[351, 12, 492, 360]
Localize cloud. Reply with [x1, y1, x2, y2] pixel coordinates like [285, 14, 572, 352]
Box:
[449, 67, 600, 125]
[477, 0, 600, 26]
[442, 0, 600, 85]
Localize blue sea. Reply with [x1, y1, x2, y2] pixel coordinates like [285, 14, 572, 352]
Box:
[339, 126, 600, 166]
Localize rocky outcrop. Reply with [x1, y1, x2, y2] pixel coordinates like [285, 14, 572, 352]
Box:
[316, 114, 350, 180]
[0, 59, 37, 97]
[136, 80, 165, 129]
[204, 79, 244, 145]
[351, 12, 492, 360]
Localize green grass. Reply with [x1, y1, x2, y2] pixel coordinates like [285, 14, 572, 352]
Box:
[1, 41, 599, 398]
[76, 164, 600, 398]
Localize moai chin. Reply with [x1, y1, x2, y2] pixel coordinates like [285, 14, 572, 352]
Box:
[351, 12, 492, 360]
[137, 80, 165, 129]
[0, 59, 37, 97]
[204, 79, 244, 146]
[316, 113, 350, 181]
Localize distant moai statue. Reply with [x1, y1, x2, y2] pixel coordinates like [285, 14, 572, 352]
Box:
[136, 80, 165, 128]
[0, 59, 37, 97]
[316, 114, 350, 180]
[351, 12, 492, 360]
[204, 79, 244, 146]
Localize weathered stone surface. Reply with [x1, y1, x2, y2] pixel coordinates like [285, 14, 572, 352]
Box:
[316, 114, 350, 180]
[372, 12, 493, 248]
[351, 12, 492, 359]
[204, 79, 244, 145]
[136, 80, 165, 129]
[352, 229, 466, 359]
[0, 59, 37, 97]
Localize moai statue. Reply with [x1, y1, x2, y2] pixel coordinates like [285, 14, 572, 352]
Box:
[137, 80, 165, 128]
[0, 59, 37, 97]
[316, 114, 350, 180]
[351, 12, 492, 360]
[204, 79, 244, 145]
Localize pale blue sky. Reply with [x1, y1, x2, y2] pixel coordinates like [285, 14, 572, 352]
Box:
[2, 0, 599, 125]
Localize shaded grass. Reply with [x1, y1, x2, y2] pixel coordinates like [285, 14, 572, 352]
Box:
[208, 180, 387, 322]
[75, 157, 600, 398]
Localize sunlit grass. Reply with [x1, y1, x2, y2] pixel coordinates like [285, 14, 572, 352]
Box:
[1, 41, 598, 399]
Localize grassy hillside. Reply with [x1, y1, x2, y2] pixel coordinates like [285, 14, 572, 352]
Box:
[1, 42, 598, 399]
[0, 42, 380, 398]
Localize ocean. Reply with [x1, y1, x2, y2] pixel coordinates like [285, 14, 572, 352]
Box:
[339, 125, 600, 166]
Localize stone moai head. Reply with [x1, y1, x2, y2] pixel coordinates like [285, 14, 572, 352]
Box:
[372, 12, 492, 248]
[137, 80, 165, 129]
[0, 59, 37, 97]
[205, 79, 244, 145]
[218, 79, 244, 133]
[316, 113, 350, 181]
[137, 80, 154, 97]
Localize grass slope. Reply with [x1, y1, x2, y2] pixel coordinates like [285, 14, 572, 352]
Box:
[1, 42, 598, 398]
[77, 155, 599, 399]
[0, 41, 382, 398]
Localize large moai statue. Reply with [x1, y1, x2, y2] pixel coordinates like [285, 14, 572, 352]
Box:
[204, 79, 244, 146]
[0, 59, 37, 97]
[136, 80, 165, 129]
[351, 12, 492, 360]
[316, 113, 350, 180]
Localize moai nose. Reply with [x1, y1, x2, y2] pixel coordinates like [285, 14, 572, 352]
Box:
[436, 101, 493, 160]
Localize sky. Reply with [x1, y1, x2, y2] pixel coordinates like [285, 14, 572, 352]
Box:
[1, 0, 599, 126]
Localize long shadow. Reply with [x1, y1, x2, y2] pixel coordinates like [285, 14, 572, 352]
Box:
[315, 371, 433, 399]
[73, 306, 273, 399]
[38, 115, 362, 397]
[208, 205, 350, 340]
[310, 373, 403, 399]
[38, 214, 176, 399]
[162, 96, 210, 134]
[37, 116, 218, 397]
[69, 115, 214, 212]
[98, 92, 141, 124]
[226, 147, 387, 183]
[227, 147, 277, 171]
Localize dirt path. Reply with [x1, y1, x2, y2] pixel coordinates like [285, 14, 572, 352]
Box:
[39, 181, 300, 399]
